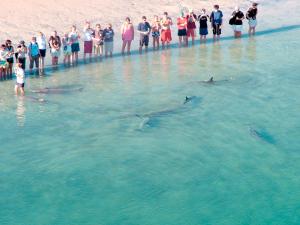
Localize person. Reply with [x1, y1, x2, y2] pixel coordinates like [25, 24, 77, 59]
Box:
[28, 37, 40, 73]
[160, 12, 173, 48]
[0, 44, 9, 79]
[210, 5, 223, 41]
[137, 16, 151, 53]
[186, 9, 197, 45]
[103, 23, 114, 57]
[247, 3, 258, 35]
[121, 17, 134, 55]
[5, 40, 14, 78]
[151, 15, 161, 50]
[15, 41, 27, 70]
[93, 24, 104, 58]
[177, 11, 187, 47]
[49, 31, 61, 65]
[198, 9, 209, 42]
[62, 33, 72, 65]
[230, 6, 245, 38]
[83, 21, 94, 62]
[36, 32, 47, 72]
[69, 25, 81, 64]
[14, 62, 25, 96]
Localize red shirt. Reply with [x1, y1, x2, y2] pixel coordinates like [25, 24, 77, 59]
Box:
[186, 14, 197, 29]
[177, 17, 187, 30]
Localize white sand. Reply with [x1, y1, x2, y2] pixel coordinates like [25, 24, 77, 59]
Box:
[1, 0, 299, 52]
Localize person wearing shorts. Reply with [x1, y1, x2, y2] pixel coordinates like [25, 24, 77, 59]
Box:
[210, 5, 223, 41]
[62, 33, 72, 65]
[186, 10, 197, 45]
[160, 12, 173, 48]
[36, 32, 47, 72]
[137, 16, 151, 53]
[93, 24, 104, 58]
[246, 3, 258, 35]
[198, 9, 209, 41]
[49, 31, 61, 66]
[151, 15, 161, 50]
[83, 21, 94, 62]
[5, 40, 14, 78]
[103, 23, 114, 57]
[177, 12, 187, 47]
[0, 44, 9, 79]
[69, 25, 81, 64]
[14, 62, 25, 96]
[28, 37, 40, 73]
[15, 41, 27, 70]
[231, 6, 245, 38]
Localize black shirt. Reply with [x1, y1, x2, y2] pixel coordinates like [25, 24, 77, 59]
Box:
[233, 11, 244, 25]
[198, 15, 209, 28]
[247, 8, 257, 20]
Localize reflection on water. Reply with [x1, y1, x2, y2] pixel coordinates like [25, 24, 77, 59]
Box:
[246, 37, 257, 62]
[16, 96, 26, 127]
[229, 38, 243, 63]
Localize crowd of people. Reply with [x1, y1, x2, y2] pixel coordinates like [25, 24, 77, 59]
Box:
[0, 3, 258, 96]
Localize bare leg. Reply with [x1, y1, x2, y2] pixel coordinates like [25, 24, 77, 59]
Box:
[127, 41, 131, 55]
[20, 87, 25, 96]
[15, 85, 18, 95]
[121, 41, 126, 55]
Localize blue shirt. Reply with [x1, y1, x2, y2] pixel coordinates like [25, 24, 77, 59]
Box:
[29, 42, 39, 56]
[137, 22, 151, 38]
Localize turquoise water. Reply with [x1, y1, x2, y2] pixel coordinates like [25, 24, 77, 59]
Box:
[1, 28, 300, 225]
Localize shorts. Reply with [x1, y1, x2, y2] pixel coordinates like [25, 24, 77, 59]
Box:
[7, 57, 14, 64]
[104, 41, 114, 52]
[152, 31, 160, 38]
[249, 19, 257, 28]
[199, 28, 208, 35]
[178, 29, 187, 36]
[140, 35, 149, 47]
[0, 60, 8, 69]
[233, 25, 243, 32]
[39, 49, 46, 58]
[187, 29, 195, 37]
[16, 82, 25, 88]
[63, 45, 72, 55]
[84, 41, 93, 54]
[213, 24, 222, 35]
[161, 29, 172, 42]
[51, 48, 61, 58]
[71, 43, 80, 53]
[29, 55, 39, 69]
[18, 58, 26, 70]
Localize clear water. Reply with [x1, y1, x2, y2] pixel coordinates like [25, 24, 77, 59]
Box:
[1, 27, 300, 225]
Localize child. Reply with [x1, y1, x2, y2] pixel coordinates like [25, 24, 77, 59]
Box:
[15, 41, 27, 70]
[0, 44, 9, 79]
[62, 33, 72, 65]
[103, 23, 114, 57]
[14, 62, 25, 95]
[198, 9, 209, 41]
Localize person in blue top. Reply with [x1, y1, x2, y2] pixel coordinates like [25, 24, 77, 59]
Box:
[137, 16, 151, 53]
[210, 4, 223, 41]
[28, 36, 40, 73]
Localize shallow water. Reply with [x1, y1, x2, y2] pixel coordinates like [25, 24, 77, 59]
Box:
[1, 26, 300, 224]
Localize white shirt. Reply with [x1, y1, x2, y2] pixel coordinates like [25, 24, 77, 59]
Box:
[15, 67, 25, 84]
[36, 36, 47, 49]
[83, 28, 94, 41]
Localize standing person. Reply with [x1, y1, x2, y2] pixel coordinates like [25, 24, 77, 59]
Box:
[186, 9, 197, 45]
[15, 41, 27, 70]
[49, 31, 61, 66]
[83, 21, 94, 62]
[62, 33, 72, 65]
[198, 9, 209, 42]
[247, 3, 258, 35]
[121, 17, 134, 55]
[5, 40, 14, 78]
[36, 32, 47, 72]
[0, 44, 8, 79]
[177, 12, 187, 47]
[103, 23, 114, 57]
[14, 62, 25, 96]
[93, 24, 104, 59]
[28, 37, 40, 73]
[69, 25, 81, 65]
[160, 12, 173, 48]
[210, 5, 223, 41]
[137, 16, 151, 53]
[151, 15, 161, 50]
[230, 6, 245, 38]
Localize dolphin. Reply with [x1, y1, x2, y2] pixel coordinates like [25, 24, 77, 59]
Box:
[134, 96, 200, 129]
[196, 76, 231, 85]
[249, 126, 276, 145]
[31, 86, 83, 94]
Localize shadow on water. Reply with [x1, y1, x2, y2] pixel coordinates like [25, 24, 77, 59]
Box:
[1, 24, 299, 84]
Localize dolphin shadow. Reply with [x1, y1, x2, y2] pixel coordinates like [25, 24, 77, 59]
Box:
[248, 126, 276, 145]
[30, 85, 84, 94]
